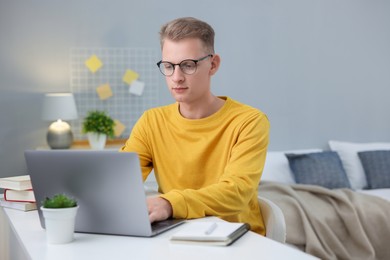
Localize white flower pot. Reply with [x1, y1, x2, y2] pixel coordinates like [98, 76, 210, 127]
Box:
[87, 132, 107, 150]
[41, 206, 79, 244]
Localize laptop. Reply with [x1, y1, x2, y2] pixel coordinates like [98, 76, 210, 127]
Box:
[24, 150, 185, 237]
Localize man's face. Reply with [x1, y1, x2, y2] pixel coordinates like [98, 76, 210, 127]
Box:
[161, 38, 215, 104]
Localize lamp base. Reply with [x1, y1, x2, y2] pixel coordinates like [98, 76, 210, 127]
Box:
[46, 120, 73, 149]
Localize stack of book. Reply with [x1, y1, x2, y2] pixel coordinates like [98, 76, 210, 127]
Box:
[0, 175, 37, 211]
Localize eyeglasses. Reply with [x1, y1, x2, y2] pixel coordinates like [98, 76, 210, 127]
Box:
[156, 54, 213, 76]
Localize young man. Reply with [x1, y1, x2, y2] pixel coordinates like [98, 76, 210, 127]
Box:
[121, 17, 269, 235]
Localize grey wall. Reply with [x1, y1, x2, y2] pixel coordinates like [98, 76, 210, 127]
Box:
[1, 0, 389, 178]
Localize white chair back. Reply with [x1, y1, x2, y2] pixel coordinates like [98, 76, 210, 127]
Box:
[258, 196, 286, 243]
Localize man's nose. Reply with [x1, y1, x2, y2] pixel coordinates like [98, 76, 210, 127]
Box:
[171, 65, 185, 81]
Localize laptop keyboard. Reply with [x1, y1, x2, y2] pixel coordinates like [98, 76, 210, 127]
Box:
[151, 219, 185, 234]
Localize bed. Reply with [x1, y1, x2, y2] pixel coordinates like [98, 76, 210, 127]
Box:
[258, 140, 390, 260]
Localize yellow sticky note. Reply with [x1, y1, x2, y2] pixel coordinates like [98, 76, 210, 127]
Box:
[96, 83, 112, 100]
[113, 119, 126, 137]
[85, 55, 103, 73]
[122, 69, 139, 85]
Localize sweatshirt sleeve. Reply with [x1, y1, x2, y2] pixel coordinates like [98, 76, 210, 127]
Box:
[120, 112, 153, 181]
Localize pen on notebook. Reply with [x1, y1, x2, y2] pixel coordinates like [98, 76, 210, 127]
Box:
[204, 222, 217, 235]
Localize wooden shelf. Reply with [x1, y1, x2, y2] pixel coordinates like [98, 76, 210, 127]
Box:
[71, 139, 127, 150]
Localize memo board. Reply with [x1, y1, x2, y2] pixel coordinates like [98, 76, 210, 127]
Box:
[70, 48, 161, 140]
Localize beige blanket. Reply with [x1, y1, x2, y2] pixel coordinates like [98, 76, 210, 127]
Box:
[258, 181, 390, 260]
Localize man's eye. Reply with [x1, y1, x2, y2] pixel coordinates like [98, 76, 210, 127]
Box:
[181, 62, 195, 69]
[163, 63, 173, 69]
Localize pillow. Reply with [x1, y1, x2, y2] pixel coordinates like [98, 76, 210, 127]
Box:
[329, 140, 390, 190]
[358, 150, 390, 189]
[261, 149, 322, 184]
[286, 151, 351, 189]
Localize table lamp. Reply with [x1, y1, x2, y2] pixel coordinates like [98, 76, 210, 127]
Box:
[42, 93, 78, 149]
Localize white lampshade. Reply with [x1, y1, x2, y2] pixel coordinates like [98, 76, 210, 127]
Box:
[42, 93, 78, 149]
[42, 93, 78, 121]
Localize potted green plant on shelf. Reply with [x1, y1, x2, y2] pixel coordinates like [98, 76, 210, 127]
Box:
[82, 110, 115, 150]
[40, 194, 79, 244]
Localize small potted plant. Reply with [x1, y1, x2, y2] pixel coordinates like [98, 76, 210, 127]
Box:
[82, 110, 115, 150]
[40, 194, 79, 244]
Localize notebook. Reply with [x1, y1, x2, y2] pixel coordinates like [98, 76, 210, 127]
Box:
[24, 150, 185, 237]
[170, 221, 250, 246]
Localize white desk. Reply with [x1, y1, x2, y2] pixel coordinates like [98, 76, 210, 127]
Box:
[1, 207, 317, 260]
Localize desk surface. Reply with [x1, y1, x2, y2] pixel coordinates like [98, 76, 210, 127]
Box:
[3, 207, 317, 260]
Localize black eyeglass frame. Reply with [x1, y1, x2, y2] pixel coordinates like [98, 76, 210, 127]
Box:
[156, 54, 213, 76]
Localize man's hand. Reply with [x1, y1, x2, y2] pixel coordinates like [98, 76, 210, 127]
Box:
[147, 197, 173, 223]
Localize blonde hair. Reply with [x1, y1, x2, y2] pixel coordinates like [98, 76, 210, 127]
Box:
[159, 17, 215, 53]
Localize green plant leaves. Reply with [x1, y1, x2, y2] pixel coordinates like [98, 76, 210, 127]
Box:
[82, 110, 115, 137]
[42, 194, 78, 208]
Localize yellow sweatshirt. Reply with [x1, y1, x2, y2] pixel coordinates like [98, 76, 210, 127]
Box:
[121, 97, 269, 235]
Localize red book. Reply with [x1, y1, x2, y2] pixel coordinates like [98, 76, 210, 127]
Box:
[4, 189, 36, 203]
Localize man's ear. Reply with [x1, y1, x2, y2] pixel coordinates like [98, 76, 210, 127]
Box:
[209, 54, 221, 76]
